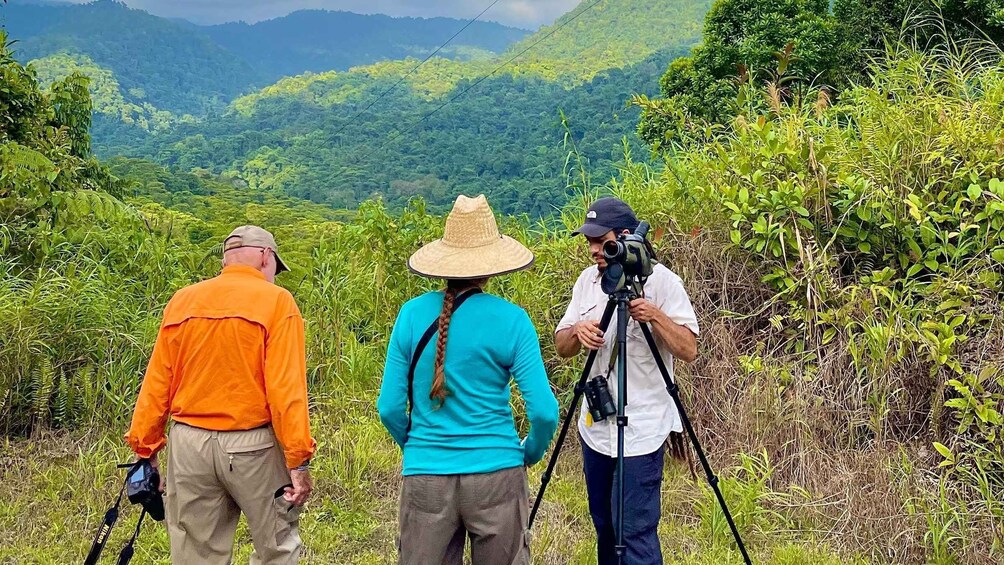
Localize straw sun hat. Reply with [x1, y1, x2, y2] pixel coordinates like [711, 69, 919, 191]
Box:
[408, 194, 534, 279]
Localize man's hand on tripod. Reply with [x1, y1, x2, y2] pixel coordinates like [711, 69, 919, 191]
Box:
[628, 298, 661, 323]
[573, 319, 605, 350]
[629, 298, 698, 363]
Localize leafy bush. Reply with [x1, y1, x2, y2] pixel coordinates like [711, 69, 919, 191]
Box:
[620, 39, 1004, 560]
[638, 0, 1004, 149]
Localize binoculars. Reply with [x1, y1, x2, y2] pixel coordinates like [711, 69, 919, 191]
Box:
[584, 375, 616, 423]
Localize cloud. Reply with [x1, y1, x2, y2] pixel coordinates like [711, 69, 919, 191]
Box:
[64, 0, 582, 28]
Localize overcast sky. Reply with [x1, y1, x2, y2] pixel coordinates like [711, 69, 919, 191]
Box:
[63, 0, 582, 29]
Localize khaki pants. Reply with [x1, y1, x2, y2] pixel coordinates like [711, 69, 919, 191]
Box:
[398, 466, 530, 565]
[165, 422, 301, 565]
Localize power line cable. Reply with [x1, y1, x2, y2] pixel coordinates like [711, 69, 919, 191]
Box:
[328, 0, 504, 139]
[371, 0, 606, 153]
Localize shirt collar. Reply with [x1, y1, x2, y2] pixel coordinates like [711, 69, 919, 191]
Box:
[590, 265, 603, 283]
[221, 264, 266, 281]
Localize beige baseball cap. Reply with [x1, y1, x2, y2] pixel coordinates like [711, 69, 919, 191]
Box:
[223, 225, 290, 273]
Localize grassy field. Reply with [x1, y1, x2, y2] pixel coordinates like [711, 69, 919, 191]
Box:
[0, 391, 867, 564]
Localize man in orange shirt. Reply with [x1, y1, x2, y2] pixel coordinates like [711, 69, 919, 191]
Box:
[126, 225, 316, 564]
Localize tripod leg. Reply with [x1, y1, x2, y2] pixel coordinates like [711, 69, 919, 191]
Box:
[614, 295, 630, 564]
[637, 322, 754, 565]
[529, 298, 617, 528]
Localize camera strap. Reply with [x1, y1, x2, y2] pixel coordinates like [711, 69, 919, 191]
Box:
[604, 342, 619, 379]
[115, 508, 147, 565]
[406, 288, 482, 432]
[84, 461, 141, 565]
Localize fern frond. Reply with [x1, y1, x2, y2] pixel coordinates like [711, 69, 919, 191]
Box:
[32, 355, 54, 428]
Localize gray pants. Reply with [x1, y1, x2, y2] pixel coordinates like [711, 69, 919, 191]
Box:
[398, 466, 530, 565]
[165, 422, 302, 564]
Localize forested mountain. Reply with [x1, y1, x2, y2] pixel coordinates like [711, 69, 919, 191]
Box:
[28, 52, 186, 134]
[3, 0, 260, 116]
[3, 0, 528, 117]
[110, 49, 690, 216]
[204, 11, 529, 82]
[5, 0, 712, 216]
[99, 0, 711, 215]
[505, 0, 712, 81]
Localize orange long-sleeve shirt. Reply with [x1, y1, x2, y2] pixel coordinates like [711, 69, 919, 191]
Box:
[125, 264, 316, 468]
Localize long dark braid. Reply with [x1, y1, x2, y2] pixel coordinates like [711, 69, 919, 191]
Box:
[429, 278, 487, 406]
[430, 285, 458, 405]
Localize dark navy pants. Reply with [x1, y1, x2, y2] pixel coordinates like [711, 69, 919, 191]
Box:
[581, 435, 664, 565]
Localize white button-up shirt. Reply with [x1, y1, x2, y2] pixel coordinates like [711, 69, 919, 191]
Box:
[556, 263, 700, 457]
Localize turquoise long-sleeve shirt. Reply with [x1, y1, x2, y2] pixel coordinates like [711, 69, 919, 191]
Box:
[377, 291, 559, 476]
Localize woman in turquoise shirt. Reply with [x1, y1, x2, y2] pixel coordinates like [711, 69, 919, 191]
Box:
[378, 194, 559, 565]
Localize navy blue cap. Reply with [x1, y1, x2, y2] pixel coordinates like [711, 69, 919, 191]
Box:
[571, 197, 640, 238]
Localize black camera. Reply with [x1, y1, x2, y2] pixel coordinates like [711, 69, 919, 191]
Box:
[126, 459, 165, 521]
[584, 376, 617, 422]
[85, 459, 165, 565]
[601, 221, 655, 295]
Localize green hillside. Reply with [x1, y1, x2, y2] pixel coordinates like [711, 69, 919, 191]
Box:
[507, 0, 713, 81]
[29, 53, 183, 132]
[4, 0, 530, 120]
[110, 49, 690, 216]
[6, 0, 714, 216]
[204, 10, 529, 82]
[5, 0, 260, 116]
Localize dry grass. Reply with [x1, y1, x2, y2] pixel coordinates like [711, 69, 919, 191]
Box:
[635, 217, 1002, 564]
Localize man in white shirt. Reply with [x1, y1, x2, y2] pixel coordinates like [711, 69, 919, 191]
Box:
[555, 197, 699, 565]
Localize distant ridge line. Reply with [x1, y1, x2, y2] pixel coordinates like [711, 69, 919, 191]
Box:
[373, 0, 606, 153]
[325, 0, 505, 141]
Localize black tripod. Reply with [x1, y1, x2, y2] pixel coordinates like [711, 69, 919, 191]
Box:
[529, 286, 753, 565]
